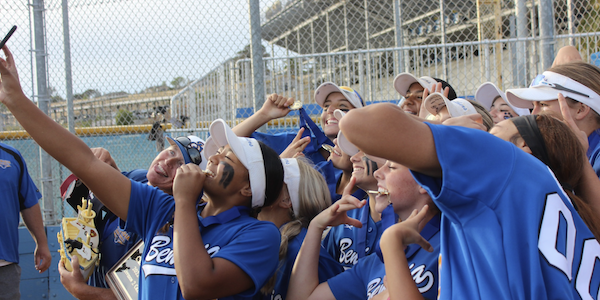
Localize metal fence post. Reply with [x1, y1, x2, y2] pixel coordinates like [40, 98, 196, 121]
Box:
[538, 0, 555, 71]
[248, 0, 265, 131]
[439, 0, 448, 80]
[393, 0, 405, 74]
[515, 0, 528, 87]
[62, 0, 74, 134]
[32, 0, 55, 225]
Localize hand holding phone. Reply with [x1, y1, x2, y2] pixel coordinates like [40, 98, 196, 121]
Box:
[0, 26, 17, 49]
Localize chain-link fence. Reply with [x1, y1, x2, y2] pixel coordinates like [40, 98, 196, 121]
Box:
[2, 0, 600, 223]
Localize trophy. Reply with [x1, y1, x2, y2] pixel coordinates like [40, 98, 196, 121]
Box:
[57, 198, 100, 281]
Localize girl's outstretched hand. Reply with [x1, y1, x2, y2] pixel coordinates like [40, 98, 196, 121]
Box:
[381, 205, 433, 252]
[310, 177, 365, 230]
[0, 46, 25, 104]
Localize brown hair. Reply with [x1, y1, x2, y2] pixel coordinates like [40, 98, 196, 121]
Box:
[548, 61, 600, 126]
[467, 99, 494, 131]
[517, 114, 600, 239]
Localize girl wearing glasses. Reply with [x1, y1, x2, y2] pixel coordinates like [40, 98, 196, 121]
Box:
[0, 46, 284, 300]
[58, 135, 207, 300]
[506, 61, 600, 179]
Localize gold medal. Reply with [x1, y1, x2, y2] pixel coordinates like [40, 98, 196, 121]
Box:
[321, 144, 334, 153]
[289, 100, 303, 110]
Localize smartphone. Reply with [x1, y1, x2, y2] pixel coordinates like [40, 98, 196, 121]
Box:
[0, 26, 17, 49]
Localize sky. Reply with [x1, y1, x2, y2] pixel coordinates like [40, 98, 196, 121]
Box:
[2, 0, 283, 98]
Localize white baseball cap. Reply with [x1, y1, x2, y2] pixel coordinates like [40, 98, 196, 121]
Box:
[475, 82, 530, 116]
[424, 93, 477, 118]
[281, 158, 301, 216]
[393, 73, 437, 97]
[166, 135, 208, 170]
[333, 109, 359, 157]
[314, 82, 364, 109]
[505, 71, 600, 115]
[204, 119, 266, 208]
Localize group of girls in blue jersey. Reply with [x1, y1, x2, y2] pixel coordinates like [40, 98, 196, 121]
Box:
[3, 42, 600, 300]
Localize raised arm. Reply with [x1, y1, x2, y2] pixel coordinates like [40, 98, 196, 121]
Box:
[232, 93, 295, 137]
[172, 164, 255, 299]
[0, 46, 131, 219]
[380, 206, 432, 300]
[288, 178, 365, 300]
[340, 103, 441, 177]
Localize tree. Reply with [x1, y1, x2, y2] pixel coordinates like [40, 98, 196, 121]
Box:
[235, 43, 270, 60]
[115, 109, 134, 126]
[74, 89, 101, 100]
[48, 86, 65, 103]
[170, 76, 187, 89]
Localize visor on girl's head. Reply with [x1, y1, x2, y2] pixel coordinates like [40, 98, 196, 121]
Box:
[393, 73, 437, 97]
[204, 119, 266, 208]
[425, 93, 477, 118]
[314, 82, 364, 108]
[475, 82, 530, 116]
[505, 71, 600, 115]
[281, 158, 301, 216]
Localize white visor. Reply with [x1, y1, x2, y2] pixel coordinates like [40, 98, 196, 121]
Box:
[204, 119, 266, 208]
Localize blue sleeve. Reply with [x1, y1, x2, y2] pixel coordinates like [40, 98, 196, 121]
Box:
[18, 152, 41, 209]
[317, 247, 343, 282]
[327, 259, 368, 300]
[122, 169, 148, 184]
[212, 222, 281, 296]
[124, 180, 174, 238]
[250, 131, 297, 155]
[411, 124, 525, 222]
[587, 130, 600, 178]
[321, 228, 339, 265]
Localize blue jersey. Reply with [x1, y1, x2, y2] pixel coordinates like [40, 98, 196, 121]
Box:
[327, 214, 440, 300]
[124, 180, 281, 300]
[412, 123, 600, 300]
[88, 169, 148, 288]
[323, 199, 382, 269]
[260, 227, 343, 300]
[0, 143, 41, 264]
[251, 132, 328, 167]
[587, 129, 600, 178]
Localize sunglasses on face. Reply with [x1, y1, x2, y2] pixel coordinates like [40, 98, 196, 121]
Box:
[175, 136, 203, 165]
[530, 74, 589, 98]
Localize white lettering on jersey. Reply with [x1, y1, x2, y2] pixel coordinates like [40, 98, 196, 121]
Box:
[539, 193, 600, 299]
[539, 193, 576, 280]
[339, 238, 359, 265]
[269, 290, 283, 300]
[143, 236, 176, 277]
[366, 277, 385, 300]
[205, 244, 221, 257]
[145, 236, 175, 265]
[409, 263, 434, 293]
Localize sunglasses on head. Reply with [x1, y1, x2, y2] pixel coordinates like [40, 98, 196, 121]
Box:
[175, 136, 203, 165]
[530, 74, 589, 98]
